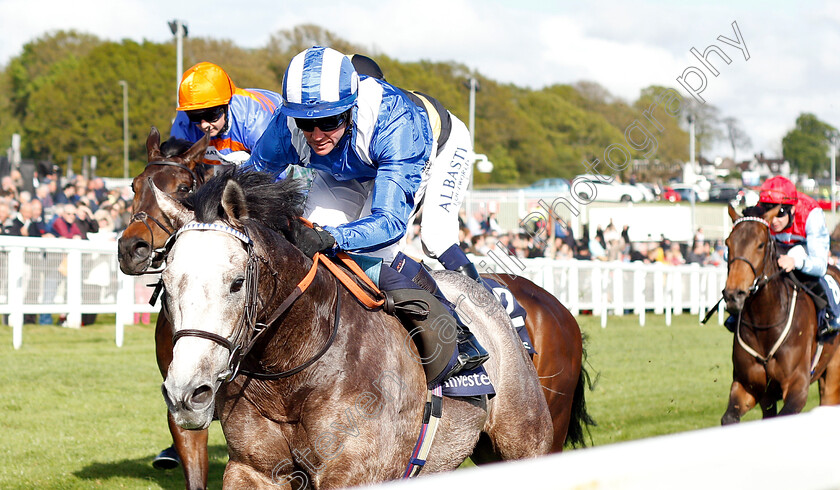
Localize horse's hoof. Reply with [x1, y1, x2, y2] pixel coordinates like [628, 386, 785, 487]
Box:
[152, 445, 181, 470]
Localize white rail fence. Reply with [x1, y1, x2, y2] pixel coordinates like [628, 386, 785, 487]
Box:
[0, 236, 157, 349]
[1, 236, 727, 349]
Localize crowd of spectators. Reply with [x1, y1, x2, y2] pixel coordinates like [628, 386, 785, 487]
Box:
[434, 209, 728, 268]
[0, 167, 134, 326]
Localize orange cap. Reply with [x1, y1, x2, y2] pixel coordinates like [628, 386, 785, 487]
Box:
[177, 62, 236, 111]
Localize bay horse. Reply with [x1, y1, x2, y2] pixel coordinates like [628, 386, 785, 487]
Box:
[154, 169, 552, 487]
[722, 204, 840, 424]
[117, 127, 591, 488]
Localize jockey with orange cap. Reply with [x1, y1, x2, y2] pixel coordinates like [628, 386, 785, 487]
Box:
[728, 175, 840, 339]
[170, 62, 283, 169]
[155, 62, 284, 472]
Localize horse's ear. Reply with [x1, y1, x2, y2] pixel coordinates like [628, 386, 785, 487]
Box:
[146, 127, 163, 162]
[727, 204, 740, 222]
[182, 132, 210, 170]
[762, 204, 781, 222]
[221, 179, 249, 226]
[150, 178, 194, 229]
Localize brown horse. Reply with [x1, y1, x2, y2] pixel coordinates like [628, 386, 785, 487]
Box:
[483, 274, 591, 451]
[117, 127, 591, 488]
[155, 169, 552, 487]
[721, 204, 840, 424]
[117, 128, 214, 489]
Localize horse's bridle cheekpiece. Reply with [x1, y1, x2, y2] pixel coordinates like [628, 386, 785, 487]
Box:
[129, 160, 206, 273]
[729, 216, 775, 293]
[169, 221, 341, 383]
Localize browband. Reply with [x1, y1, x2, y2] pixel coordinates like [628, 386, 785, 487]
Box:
[733, 216, 769, 228]
[176, 221, 252, 245]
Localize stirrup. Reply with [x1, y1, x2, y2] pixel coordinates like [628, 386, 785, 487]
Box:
[152, 445, 181, 470]
[818, 320, 840, 343]
[456, 330, 489, 372]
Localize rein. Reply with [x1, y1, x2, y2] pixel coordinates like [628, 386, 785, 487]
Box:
[725, 215, 800, 362]
[169, 221, 385, 383]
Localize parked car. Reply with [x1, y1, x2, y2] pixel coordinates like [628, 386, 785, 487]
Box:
[572, 175, 647, 203]
[669, 183, 709, 202]
[634, 183, 656, 202]
[662, 186, 682, 202]
[709, 184, 740, 203]
[523, 178, 571, 194]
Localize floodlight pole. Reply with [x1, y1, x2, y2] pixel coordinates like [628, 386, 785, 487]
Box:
[169, 20, 187, 108]
[118, 80, 129, 179]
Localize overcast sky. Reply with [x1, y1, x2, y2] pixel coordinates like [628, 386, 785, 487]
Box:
[2, 0, 838, 163]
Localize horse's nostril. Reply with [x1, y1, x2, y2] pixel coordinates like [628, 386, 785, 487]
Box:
[189, 385, 214, 409]
[131, 240, 151, 259]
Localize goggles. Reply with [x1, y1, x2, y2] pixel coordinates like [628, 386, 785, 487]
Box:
[186, 106, 226, 124]
[776, 204, 793, 218]
[294, 112, 348, 132]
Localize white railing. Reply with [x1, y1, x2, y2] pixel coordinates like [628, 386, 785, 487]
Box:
[0, 236, 157, 349]
[1, 236, 727, 349]
[473, 256, 727, 327]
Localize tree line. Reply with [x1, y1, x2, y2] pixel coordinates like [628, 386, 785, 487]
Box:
[0, 25, 832, 184]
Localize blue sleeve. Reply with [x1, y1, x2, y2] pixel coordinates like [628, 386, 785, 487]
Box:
[229, 91, 282, 151]
[326, 94, 429, 253]
[799, 208, 829, 276]
[170, 112, 204, 142]
[241, 112, 298, 175]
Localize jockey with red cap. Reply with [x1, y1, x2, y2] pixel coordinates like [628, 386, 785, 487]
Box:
[734, 175, 840, 340]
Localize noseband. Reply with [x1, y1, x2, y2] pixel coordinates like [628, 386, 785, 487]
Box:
[128, 160, 206, 272]
[169, 222, 339, 383]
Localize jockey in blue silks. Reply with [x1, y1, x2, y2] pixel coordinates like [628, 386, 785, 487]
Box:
[244, 46, 495, 387]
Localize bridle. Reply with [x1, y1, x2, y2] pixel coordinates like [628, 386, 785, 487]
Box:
[728, 215, 796, 342]
[169, 221, 339, 383]
[128, 160, 206, 273]
[727, 216, 783, 296]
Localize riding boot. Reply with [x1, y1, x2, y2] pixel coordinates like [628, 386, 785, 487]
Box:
[724, 315, 737, 333]
[438, 243, 489, 289]
[818, 275, 840, 342]
[381, 260, 488, 386]
[152, 445, 181, 470]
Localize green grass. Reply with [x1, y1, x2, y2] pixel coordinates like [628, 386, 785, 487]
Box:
[0, 314, 821, 488]
[579, 314, 820, 446]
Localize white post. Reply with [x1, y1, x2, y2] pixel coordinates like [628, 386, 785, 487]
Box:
[613, 267, 624, 317]
[66, 250, 82, 328]
[634, 267, 646, 327]
[9, 248, 24, 349]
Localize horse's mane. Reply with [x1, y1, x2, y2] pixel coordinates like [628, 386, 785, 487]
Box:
[743, 205, 766, 218]
[160, 137, 194, 158]
[186, 168, 305, 240]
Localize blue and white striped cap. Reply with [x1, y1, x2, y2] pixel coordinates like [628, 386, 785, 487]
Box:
[281, 46, 359, 118]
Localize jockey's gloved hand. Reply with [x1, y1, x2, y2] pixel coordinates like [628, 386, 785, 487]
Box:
[295, 224, 337, 258]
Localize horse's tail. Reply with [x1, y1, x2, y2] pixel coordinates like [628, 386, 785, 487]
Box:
[564, 334, 598, 448]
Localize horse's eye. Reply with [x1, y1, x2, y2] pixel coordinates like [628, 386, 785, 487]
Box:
[177, 184, 190, 193]
[230, 277, 245, 293]
[757, 243, 765, 249]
